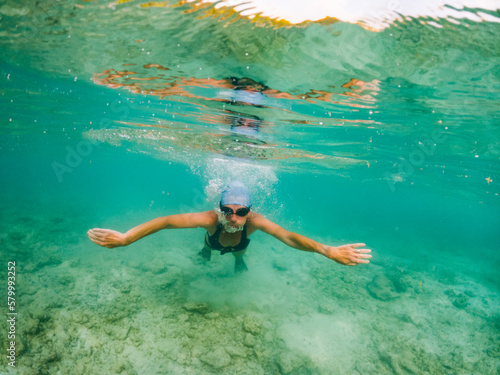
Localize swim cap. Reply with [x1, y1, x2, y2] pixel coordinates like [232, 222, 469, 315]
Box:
[220, 181, 252, 208]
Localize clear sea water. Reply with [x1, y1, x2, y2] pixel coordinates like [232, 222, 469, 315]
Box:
[0, 1, 499, 374]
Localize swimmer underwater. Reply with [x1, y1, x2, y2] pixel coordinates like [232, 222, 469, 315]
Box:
[88, 181, 372, 273]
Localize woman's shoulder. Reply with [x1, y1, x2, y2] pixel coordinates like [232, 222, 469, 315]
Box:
[202, 210, 220, 231]
[246, 211, 267, 230]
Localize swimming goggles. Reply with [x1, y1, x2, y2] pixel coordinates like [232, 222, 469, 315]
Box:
[220, 205, 251, 217]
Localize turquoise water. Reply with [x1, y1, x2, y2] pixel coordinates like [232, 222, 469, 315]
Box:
[1, 1, 499, 374]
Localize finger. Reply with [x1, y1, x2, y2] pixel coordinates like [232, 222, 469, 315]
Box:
[356, 259, 370, 264]
[90, 230, 111, 240]
[90, 228, 109, 234]
[88, 233, 105, 245]
[87, 231, 101, 241]
[87, 230, 102, 239]
[352, 250, 371, 257]
[351, 243, 366, 248]
[87, 229, 100, 237]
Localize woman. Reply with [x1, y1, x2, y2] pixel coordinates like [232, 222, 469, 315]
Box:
[88, 181, 372, 273]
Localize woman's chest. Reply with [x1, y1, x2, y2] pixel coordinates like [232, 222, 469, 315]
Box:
[218, 230, 242, 247]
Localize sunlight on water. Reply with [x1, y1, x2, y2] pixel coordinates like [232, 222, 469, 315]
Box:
[0, 0, 499, 374]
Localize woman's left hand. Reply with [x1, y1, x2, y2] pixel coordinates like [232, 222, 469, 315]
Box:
[322, 243, 372, 266]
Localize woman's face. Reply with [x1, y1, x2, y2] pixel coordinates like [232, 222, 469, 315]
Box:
[218, 204, 250, 233]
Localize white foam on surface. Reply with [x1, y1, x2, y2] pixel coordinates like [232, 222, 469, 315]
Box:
[194, 0, 500, 29]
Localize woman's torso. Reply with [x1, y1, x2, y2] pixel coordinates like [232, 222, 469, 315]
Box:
[205, 211, 258, 248]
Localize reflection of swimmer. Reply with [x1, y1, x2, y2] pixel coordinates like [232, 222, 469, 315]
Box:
[227, 76, 269, 92]
[84, 125, 367, 167]
[94, 67, 380, 110]
[217, 76, 269, 107]
[230, 113, 261, 134]
[88, 181, 372, 273]
[211, 110, 267, 151]
[227, 76, 268, 106]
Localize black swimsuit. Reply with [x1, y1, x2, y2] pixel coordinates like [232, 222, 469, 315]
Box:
[205, 223, 251, 255]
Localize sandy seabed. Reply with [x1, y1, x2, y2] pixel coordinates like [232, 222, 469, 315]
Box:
[0, 205, 499, 375]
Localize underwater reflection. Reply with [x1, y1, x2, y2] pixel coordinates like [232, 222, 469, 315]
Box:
[89, 70, 371, 168]
[85, 110, 367, 169]
[93, 66, 380, 110]
[223, 111, 266, 145]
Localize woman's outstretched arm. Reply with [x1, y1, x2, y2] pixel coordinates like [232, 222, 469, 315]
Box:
[251, 213, 372, 266]
[88, 210, 217, 248]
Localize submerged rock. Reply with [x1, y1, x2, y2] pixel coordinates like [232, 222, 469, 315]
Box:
[389, 273, 413, 293]
[272, 260, 288, 272]
[445, 289, 470, 309]
[24, 317, 41, 335]
[444, 289, 456, 298]
[183, 302, 209, 314]
[243, 316, 262, 335]
[244, 333, 256, 348]
[103, 299, 133, 323]
[225, 344, 247, 358]
[318, 301, 336, 314]
[205, 312, 220, 320]
[104, 323, 131, 341]
[452, 293, 469, 309]
[464, 289, 476, 297]
[128, 327, 142, 346]
[277, 352, 307, 374]
[200, 347, 231, 369]
[379, 352, 420, 374]
[71, 311, 89, 324]
[367, 274, 399, 301]
[485, 343, 500, 358]
[23, 254, 63, 273]
[146, 262, 168, 275]
[401, 311, 424, 327]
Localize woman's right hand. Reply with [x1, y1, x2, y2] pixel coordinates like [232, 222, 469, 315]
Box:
[87, 228, 128, 248]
